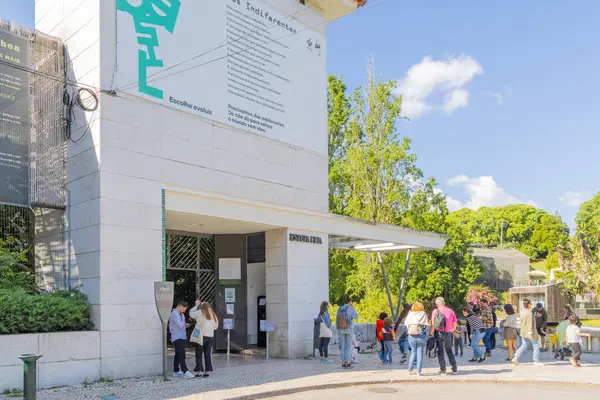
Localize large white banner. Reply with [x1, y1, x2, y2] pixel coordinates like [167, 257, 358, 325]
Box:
[116, 0, 327, 154]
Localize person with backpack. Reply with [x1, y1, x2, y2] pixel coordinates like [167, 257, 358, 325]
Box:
[405, 302, 428, 376]
[430, 297, 458, 375]
[376, 312, 388, 362]
[337, 296, 359, 369]
[381, 317, 396, 364]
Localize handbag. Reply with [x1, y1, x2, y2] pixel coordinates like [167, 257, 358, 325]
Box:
[319, 315, 333, 338]
[190, 326, 203, 344]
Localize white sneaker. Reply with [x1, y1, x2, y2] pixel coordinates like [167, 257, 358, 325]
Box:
[183, 371, 196, 379]
[511, 358, 519, 366]
[533, 362, 545, 367]
[173, 371, 184, 378]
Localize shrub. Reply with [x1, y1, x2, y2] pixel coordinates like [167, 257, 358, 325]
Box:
[0, 238, 38, 293]
[0, 288, 92, 334]
[466, 284, 499, 306]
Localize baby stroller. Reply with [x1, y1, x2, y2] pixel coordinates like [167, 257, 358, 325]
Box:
[552, 320, 572, 361]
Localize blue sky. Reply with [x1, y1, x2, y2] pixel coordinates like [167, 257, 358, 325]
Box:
[327, 0, 600, 230]
[3, 0, 598, 230]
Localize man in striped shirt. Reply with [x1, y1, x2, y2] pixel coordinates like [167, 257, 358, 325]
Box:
[463, 306, 486, 363]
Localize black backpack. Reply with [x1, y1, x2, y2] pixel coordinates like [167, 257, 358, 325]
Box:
[426, 336, 438, 359]
[433, 310, 446, 331]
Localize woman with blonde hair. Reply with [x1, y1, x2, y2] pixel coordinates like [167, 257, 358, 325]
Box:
[189, 301, 219, 377]
[405, 302, 428, 376]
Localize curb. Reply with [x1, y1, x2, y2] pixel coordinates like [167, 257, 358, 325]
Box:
[224, 376, 600, 400]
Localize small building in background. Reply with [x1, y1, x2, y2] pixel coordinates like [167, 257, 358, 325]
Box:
[509, 282, 566, 322]
[472, 247, 531, 291]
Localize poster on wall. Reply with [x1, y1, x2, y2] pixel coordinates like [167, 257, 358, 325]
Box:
[218, 258, 241, 284]
[225, 288, 236, 303]
[116, 0, 327, 155]
[0, 30, 30, 206]
[226, 303, 235, 315]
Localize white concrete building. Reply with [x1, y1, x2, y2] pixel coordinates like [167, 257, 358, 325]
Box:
[23, 0, 447, 383]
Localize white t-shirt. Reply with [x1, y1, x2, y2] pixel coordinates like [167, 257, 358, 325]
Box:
[566, 324, 582, 344]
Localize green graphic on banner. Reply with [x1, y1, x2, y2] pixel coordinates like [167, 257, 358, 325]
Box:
[116, 0, 181, 99]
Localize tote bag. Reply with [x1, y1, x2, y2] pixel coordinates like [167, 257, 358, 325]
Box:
[319, 314, 333, 338]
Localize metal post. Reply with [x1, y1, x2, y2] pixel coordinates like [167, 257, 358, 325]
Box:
[266, 331, 269, 360]
[394, 249, 411, 318]
[18, 354, 42, 400]
[227, 330, 231, 357]
[162, 323, 168, 380]
[377, 252, 396, 320]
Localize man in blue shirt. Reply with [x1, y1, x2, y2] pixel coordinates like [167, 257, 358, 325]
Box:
[169, 301, 194, 379]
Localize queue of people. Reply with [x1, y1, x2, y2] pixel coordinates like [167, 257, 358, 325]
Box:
[315, 295, 585, 374]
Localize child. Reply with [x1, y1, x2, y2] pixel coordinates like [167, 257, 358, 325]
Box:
[453, 321, 464, 357]
[376, 312, 388, 361]
[381, 317, 396, 365]
[566, 314, 583, 367]
[351, 334, 360, 364]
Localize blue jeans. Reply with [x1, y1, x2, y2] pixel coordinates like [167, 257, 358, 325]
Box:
[483, 328, 493, 353]
[384, 342, 393, 364]
[339, 332, 352, 363]
[398, 337, 410, 354]
[407, 334, 426, 373]
[471, 329, 484, 359]
[515, 337, 540, 362]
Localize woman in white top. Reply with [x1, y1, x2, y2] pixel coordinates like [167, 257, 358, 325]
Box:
[405, 302, 429, 376]
[502, 304, 519, 361]
[189, 301, 219, 377]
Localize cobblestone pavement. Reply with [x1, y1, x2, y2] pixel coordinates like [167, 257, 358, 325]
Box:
[3, 348, 599, 400]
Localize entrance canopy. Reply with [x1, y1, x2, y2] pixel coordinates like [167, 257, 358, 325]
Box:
[165, 188, 448, 252]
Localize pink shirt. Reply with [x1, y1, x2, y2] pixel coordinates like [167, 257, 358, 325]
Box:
[432, 306, 457, 333]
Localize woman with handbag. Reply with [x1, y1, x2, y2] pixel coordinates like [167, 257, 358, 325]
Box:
[405, 302, 428, 376]
[317, 301, 333, 363]
[189, 301, 219, 377]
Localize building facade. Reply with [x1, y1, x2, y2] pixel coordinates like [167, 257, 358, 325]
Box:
[26, 0, 446, 383]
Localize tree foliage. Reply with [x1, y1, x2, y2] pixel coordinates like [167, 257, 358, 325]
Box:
[558, 192, 600, 301]
[575, 192, 600, 253]
[327, 66, 481, 320]
[557, 234, 600, 302]
[448, 204, 569, 260]
[0, 237, 37, 293]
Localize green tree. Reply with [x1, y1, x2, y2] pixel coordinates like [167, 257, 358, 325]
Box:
[327, 64, 481, 318]
[448, 204, 569, 260]
[557, 234, 600, 301]
[576, 192, 600, 252]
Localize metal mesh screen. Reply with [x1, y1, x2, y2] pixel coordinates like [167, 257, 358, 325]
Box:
[167, 233, 216, 303]
[0, 20, 66, 210]
[30, 29, 66, 209]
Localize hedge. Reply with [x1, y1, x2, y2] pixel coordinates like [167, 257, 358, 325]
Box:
[0, 288, 92, 334]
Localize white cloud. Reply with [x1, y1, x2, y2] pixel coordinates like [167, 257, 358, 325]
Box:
[444, 89, 470, 114]
[446, 175, 538, 211]
[394, 54, 484, 119]
[489, 92, 504, 106]
[558, 191, 589, 208]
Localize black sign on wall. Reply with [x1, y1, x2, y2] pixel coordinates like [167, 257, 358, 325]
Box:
[0, 30, 30, 206]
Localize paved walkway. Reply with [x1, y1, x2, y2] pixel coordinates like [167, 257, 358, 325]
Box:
[5, 348, 600, 400]
[270, 382, 599, 400]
